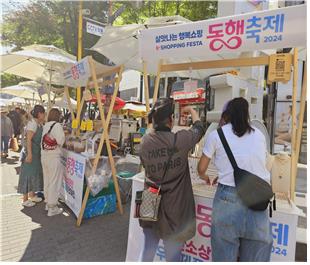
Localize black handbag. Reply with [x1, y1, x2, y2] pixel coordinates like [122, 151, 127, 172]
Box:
[217, 128, 276, 217]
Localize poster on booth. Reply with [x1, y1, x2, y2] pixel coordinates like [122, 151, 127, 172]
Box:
[60, 151, 86, 218]
[63, 57, 91, 88]
[126, 178, 299, 262]
[139, 5, 306, 61]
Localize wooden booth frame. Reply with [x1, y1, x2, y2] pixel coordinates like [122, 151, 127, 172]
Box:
[143, 48, 306, 202]
[64, 56, 124, 227]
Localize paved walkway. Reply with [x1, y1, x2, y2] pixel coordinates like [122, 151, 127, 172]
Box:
[0, 151, 130, 262]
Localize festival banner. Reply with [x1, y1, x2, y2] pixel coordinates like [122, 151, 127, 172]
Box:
[126, 176, 301, 262]
[139, 5, 306, 61]
[63, 57, 91, 88]
[60, 150, 86, 218]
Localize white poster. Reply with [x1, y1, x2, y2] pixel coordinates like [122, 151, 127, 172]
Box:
[63, 57, 91, 88]
[126, 177, 299, 262]
[60, 150, 86, 218]
[86, 21, 105, 37]
[139, 5, 306, 61]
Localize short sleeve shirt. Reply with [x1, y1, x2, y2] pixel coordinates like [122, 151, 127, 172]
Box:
[26, 120, 38, 133]
[203, 123, 270, 187]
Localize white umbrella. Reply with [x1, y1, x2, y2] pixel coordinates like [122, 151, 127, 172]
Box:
[8, 97, 26, 104]
[54, 95, 77, 110]
[91, 16, 237, 79]
[0, 82, 54, 101]
[123, 102, 146, 112]
[0, 44, 76, 107]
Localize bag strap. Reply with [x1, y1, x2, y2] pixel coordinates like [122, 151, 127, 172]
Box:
[160, 134, 177, 185]
[217, 128, 238, 170]
[47, 122, 57, 134]
[145, 133, 177, 189]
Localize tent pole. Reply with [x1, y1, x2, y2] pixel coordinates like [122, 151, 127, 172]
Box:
[153, 59, 163, 103]
[290, 48, 299, 202]
[143, 61, 151, 128]
[293, 62, 307, 192]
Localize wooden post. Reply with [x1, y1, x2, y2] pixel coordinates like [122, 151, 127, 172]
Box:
[64, 86, 75, 121]
[106, 65, 124, 124]
[152, 60, 163, 103]
[76, 58, 124, 227]
[290, 48, 299, 201]
[293, 62, 307, 191]
[143, 61, 151, 128]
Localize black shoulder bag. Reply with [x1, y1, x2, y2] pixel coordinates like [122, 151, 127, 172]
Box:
[217, 128, 276, 217]
[135, 134, 177, 221]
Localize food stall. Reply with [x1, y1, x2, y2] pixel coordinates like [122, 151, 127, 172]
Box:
[126, 4, 306, 261]
[60, 56, 126, 226]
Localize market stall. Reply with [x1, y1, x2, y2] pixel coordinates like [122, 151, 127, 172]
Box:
[126, 4, 307, 262]
[60, 56, 126, 226]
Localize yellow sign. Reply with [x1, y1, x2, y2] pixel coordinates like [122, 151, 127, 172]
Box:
[86, 120, 93, 131]
[268, 54, 292, 83]
[72, 119, 78, 129]
[80, 120, 87, 131]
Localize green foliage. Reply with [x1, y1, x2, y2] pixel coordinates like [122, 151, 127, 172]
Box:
[113, 1, 218, 25]
[1, 73, 28, 88]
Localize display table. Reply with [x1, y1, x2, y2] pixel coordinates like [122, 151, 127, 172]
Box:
[126, 172, 304, 262]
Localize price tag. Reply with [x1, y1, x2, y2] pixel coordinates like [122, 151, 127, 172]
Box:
[72, 119, 78, 129]
[86, 120, 93, 131]
[80, 120, 87, 130]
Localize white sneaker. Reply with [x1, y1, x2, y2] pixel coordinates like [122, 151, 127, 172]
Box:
[47, 206, 63, 217]
[22, 200, 36, 207]
[30, 196, 42, 203]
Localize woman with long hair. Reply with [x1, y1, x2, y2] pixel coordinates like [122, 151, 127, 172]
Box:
[18, 105, 45, 207]
[198, 97, 272, 261]
[41, 108, 65, 216]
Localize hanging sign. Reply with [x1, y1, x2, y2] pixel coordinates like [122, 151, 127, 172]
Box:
[267, 53, 292, 83]
[63, 57, 91, 87]
[139, 5, 306, 62]
[86, 21, 105, 37]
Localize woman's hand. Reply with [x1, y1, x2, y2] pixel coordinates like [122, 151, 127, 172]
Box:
[181, 106, 193, 114]
[25, 154, 32, 163]
[201, 174, 211, 185]
[211, 177, 218, 186]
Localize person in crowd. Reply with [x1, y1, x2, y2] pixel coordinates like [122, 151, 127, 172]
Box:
[41, 108, 65, 216]
[138, 98, 206, 262]
[18, 105, 45, 207]
[197, 97, 272, 262]
[0, 106, 14, 158]
[7, 107, 22, 139]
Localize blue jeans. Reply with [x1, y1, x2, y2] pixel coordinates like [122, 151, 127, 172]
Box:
[211, 183, 273, 262]
[1, 136, 10, 153]
[141, 228, 184, 262]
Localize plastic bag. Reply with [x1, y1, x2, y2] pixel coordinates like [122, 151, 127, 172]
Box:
[115, 154, 141, 175]
[85, 156, 120, 197]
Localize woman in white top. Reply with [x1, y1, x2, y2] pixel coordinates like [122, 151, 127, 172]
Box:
[198, 97, 272, 262]
[41, 108, 65, 217]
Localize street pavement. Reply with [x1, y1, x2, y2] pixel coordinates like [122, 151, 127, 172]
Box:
[0, 149, 307, 261]
[0, 150, 130, 262]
